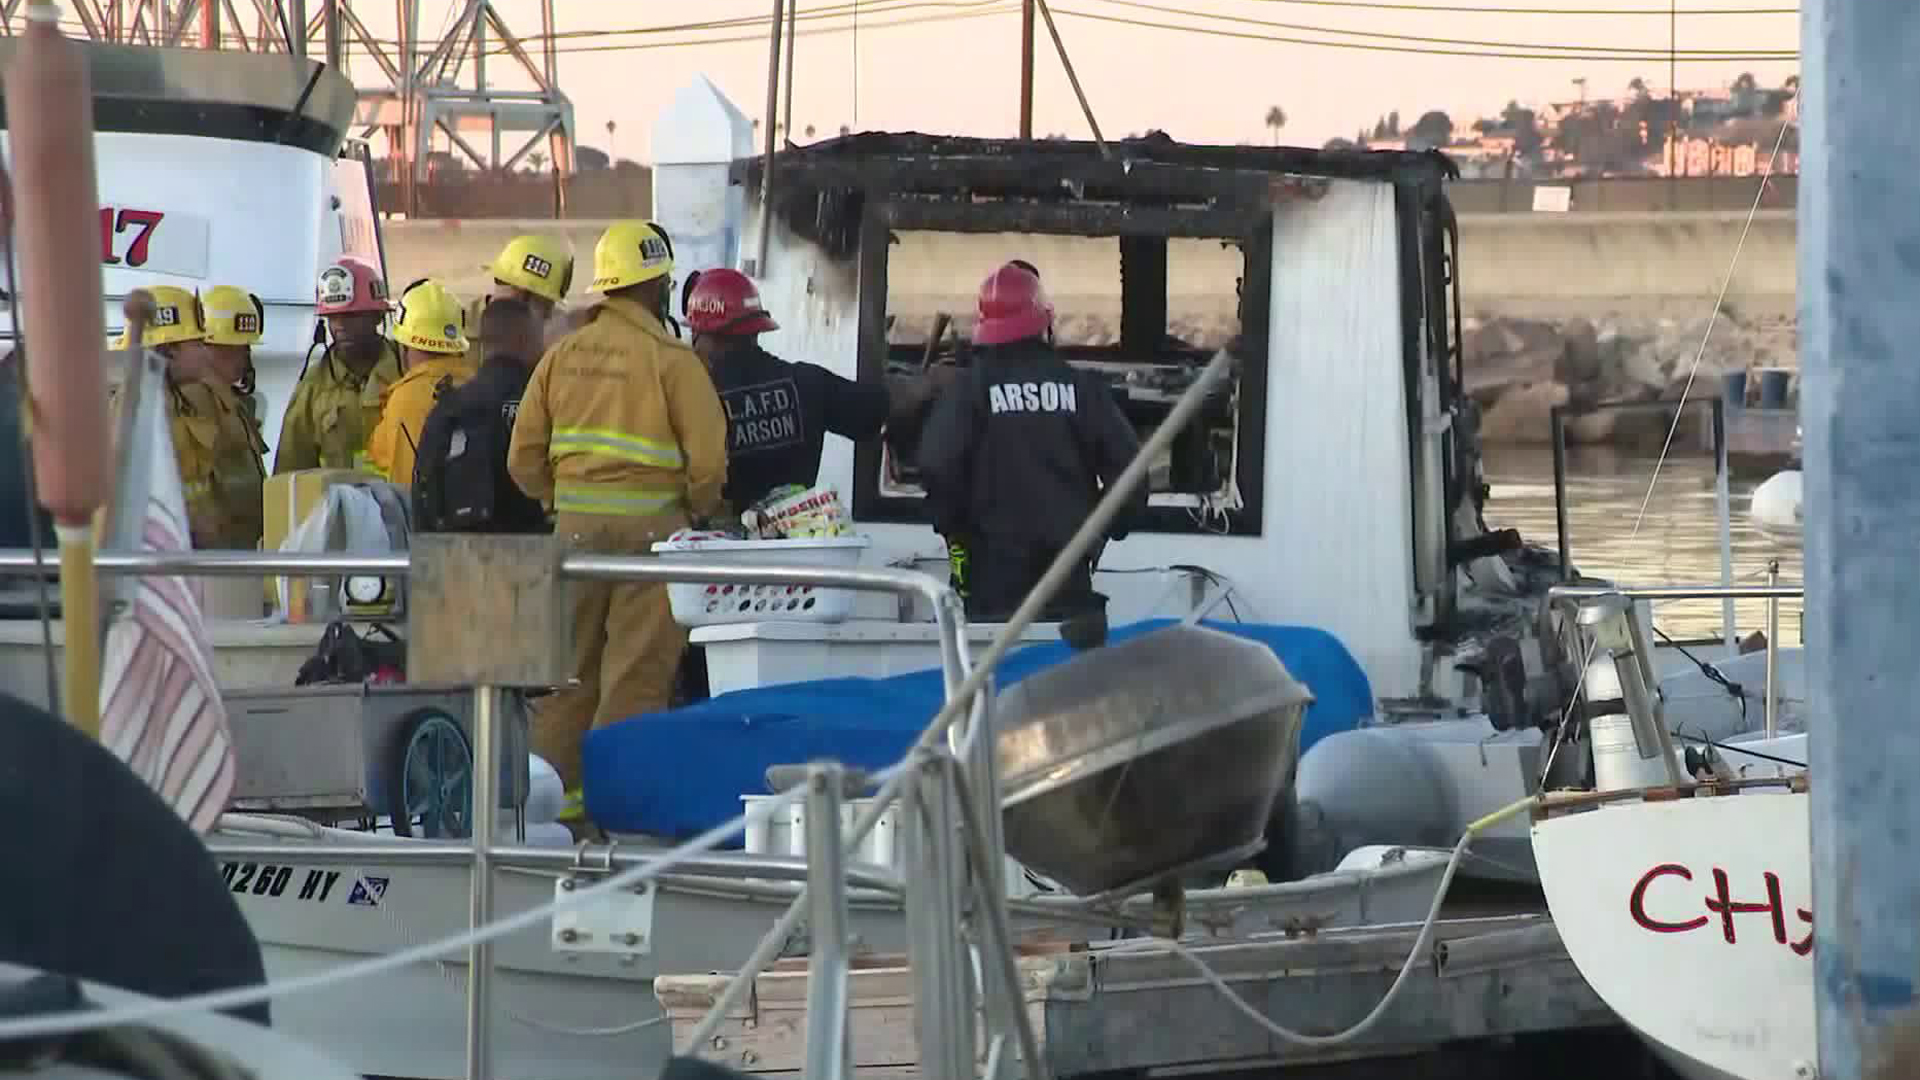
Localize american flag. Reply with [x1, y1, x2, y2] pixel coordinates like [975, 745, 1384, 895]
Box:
[96, 349, 235, 833]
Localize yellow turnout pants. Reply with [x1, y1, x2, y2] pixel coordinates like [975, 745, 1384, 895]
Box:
[531, 510, 690, 805]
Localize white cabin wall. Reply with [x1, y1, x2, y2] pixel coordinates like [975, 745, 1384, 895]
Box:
[1253, 180, 1419, 696]
[0, 132, 330, 461]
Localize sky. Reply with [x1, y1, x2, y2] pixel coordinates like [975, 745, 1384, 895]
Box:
[333, 0, 1801, 163]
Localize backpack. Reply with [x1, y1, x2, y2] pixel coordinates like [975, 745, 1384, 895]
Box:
[414, 385, 511, 533]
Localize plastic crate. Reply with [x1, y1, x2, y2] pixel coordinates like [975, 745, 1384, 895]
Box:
[650, 535, 870, 626]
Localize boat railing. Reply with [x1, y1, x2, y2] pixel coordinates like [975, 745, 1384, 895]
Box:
[1549, 574, 1805, 740]
[0, 544, 1020, 1080]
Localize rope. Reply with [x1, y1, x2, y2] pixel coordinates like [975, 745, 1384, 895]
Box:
[1105, 796, 1537, 1048]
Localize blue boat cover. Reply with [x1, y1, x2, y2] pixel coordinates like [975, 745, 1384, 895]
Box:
[582, 619, 1375, 841]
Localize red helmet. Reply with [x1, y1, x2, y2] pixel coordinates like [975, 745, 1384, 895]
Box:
[684, 268, 780, 336]
[315, 256, 390, 317]
[972, 262, 1052, 347]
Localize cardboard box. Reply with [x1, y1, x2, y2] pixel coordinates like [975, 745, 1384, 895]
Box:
[264, 469, 376, 622]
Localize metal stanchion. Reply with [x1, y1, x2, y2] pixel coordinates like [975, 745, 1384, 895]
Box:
[959, 680, 1026, 1080]
[903, 753, 975, 1080]
[466, 684, 502, 1080]
[802, 763, 851, 1080]
[1765, 559, 1781, 739]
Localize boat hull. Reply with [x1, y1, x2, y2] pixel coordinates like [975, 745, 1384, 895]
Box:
[220, 839, 1453, 1080]
[225, 854, 918, 1080]
[1532, 791, 1814, 1080]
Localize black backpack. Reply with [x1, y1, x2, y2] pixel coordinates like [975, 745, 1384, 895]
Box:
[413, 383, 511, 533]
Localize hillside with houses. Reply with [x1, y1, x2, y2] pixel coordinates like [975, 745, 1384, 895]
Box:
[1328, 74, 1799, 180]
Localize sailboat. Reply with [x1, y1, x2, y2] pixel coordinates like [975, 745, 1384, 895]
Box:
[1528, 60, 1822, 1080]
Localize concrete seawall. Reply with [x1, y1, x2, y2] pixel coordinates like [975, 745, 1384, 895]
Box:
[382, 210, 1796, 318]
[384, 211, 1798, 449]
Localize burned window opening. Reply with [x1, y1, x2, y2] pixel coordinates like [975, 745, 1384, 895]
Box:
[862, 212, 1266, 538]
[741, 132, 1458, 541]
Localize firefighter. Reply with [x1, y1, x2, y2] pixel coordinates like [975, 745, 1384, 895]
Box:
[195, 285, 271, 548]
[412, 296, 550, 534]
[507, 219, 729, 825]
[463, 233, 575, 366]
[275, 257, 403, 474]
[683, 267, 891, 512]
[366, 278, 476, 488]
[199, 285, 268, 438]
[110, 286, 262, 549]
[916, 262, 1145, 622]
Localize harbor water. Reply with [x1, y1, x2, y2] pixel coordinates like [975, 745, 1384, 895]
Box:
[1483, 444, 1804, 644]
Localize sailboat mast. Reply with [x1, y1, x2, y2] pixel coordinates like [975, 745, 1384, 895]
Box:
[1803, 4, 1920, 1076]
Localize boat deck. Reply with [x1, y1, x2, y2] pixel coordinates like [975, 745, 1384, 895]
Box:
[658, 906, 1615, 1078]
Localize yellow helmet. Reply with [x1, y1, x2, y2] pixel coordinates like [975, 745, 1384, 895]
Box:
[114, 284, 205, 349]
[201, 285, 265, 347]
[389, 278, 470, 355]
[486, 234, 574, 304]
[587, 220, 674, 294]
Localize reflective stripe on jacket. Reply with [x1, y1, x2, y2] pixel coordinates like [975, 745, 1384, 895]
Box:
[507, 298, 728, 520]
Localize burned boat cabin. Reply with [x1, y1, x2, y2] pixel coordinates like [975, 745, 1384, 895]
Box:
[734, 131, 1470, 546]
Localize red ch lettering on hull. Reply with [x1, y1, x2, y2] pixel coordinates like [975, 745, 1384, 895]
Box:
[98, 206, 166, 268]
[1629, 863, 1814, 956]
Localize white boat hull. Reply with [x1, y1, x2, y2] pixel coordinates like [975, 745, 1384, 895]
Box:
[1532, 790, 1814, 1080]
[218, 838, 1453, 1080]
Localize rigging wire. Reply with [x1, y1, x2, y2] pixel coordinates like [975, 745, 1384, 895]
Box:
[255, 0, 1795, 62]
[1046, 4, 1797, 61]
[1537, 108, 1797, 787]
[1189, 0, 1794, 12]
[1088, 0, 1797, 57]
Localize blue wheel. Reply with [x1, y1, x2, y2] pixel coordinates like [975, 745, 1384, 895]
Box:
[389, 709, 472, 839]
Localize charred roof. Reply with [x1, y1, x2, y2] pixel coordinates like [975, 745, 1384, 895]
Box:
[734, 130, 1459, 257]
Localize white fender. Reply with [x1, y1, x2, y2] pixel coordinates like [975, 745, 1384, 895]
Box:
[1748, 469, 1802, 539]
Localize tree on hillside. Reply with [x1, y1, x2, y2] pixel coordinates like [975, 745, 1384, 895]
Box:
[1323, 137, 1359, 151]
[1784, 74, 1799, 92]
[1732, 71, 1758, 93]
[1501, 100, 1544, 158]
[576, 145, 610, 170]
[1409, 110, 1454, 149]
[1386, 110, 1401, 136]
[1264, 105, 1287, 145]
[1628, 76, 1649, 99]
